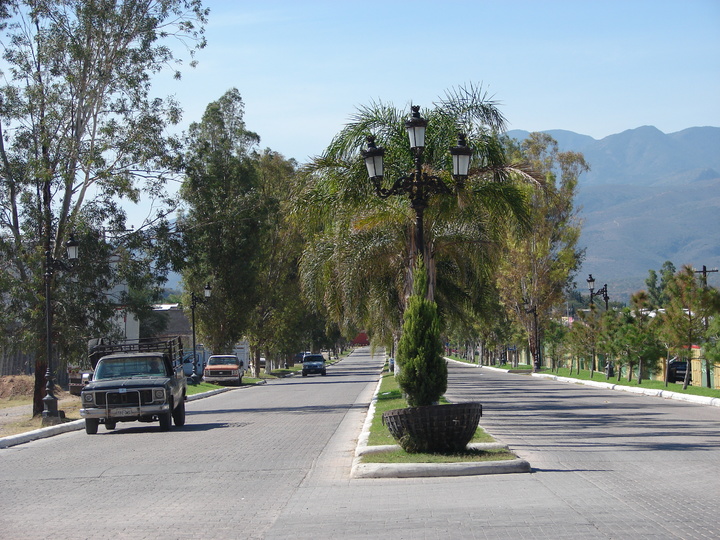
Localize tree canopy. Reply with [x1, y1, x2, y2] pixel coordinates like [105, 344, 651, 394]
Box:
[296, 85, 542, 348]
[0, 0, 208, 413]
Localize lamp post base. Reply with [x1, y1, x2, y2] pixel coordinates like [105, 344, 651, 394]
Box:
[41, 394, 64, 426]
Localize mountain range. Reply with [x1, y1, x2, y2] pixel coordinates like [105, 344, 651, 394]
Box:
[506, 126, 720, 303]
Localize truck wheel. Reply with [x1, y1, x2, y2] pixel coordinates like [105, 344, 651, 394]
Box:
[159, 408, 172, 431]
[172, 398, 186, 427]
[105, 420, 116, 430]
[85, 418, 99, 435]
[237, 376, 243, 386]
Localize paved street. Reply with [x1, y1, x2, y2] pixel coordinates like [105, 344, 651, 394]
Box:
[1, 349, 720, 539]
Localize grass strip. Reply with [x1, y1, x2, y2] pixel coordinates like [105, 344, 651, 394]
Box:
[365, 369, 515, 464]
[362, 447, 516, 464]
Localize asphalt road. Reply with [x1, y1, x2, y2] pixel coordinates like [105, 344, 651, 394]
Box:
[1, 349, 719, 539]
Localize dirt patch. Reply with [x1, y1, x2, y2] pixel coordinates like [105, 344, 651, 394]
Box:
[1, 375, 81, 438]
[0, 374, 36, 399]
[0, 374, 74, 402]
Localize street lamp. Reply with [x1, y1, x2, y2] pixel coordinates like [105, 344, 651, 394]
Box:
[42, 233, 80, 425]
[362, 105, 472, 264]
[587, 274, 609, 310]
[190, 284, 212, 379]
[523, 299, 541, 372]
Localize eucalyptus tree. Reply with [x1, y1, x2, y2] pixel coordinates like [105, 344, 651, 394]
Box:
[243, 148, 310, 376]
[297, 85, 538, 345]
[496, 132, 587, 372]
[177, 89, 262, 354]
[0, 0, 208, 414]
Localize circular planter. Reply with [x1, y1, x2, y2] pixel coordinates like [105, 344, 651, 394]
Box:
[382, 402, 483, 453]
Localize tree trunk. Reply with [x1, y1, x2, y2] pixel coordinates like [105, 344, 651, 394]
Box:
[32, 362, 47, 417]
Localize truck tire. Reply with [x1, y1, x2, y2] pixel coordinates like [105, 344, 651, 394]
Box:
[172, 398, 186, 427]
[85, 418, 99, 435]
[159, 408, 172, 431]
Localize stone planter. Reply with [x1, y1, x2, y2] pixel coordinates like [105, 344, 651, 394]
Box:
[382, 402, 483, 453]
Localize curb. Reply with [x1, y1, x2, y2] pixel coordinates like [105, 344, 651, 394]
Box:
[352, 458, 532, 479]
[531, 372, 720, 407]
[1, 385, 239, 449]
[453, 360, 720, 408]
[350, 373, 532, 479]
[0, 419, 85, 449]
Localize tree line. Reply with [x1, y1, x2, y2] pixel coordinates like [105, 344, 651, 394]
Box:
[526, 262, 720, 389]
[1, 2, 717, 415]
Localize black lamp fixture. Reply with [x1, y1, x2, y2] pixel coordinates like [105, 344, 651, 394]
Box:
[587, 274, 609, 310]
[362, 105, 473, 263]
[42, 233, 80, 425]
[190, 284, 212, 380]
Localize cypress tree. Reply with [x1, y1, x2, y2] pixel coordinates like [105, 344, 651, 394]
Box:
[396, 260, 447, 407]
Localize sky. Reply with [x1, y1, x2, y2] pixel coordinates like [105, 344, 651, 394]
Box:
[154, 0, 720, 165]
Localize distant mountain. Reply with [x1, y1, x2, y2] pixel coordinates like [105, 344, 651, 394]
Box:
[506, 126, 720, 301]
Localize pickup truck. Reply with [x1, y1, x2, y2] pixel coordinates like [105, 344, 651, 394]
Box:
[80, 338, 187, 434]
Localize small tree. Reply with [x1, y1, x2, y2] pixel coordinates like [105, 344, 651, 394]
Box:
[395, 260, 447, 407]
[660, 266, 713, 389]
[544, 319, 568, 372]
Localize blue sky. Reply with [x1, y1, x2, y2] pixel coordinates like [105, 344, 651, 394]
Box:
[156, 0, 720, 163]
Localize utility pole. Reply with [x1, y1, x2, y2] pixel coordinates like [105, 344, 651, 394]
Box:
[694, 265, 718, 288]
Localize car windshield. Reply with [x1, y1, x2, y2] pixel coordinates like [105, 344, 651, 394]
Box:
[303, 356, 323, 363]
[208, 357, 238, 366]
[94, 357, 166, 380]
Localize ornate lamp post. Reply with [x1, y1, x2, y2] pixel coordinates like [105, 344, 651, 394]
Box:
[587, 274, 609, 310]
[523, 299, 541, 372]
[190, 284, 212, 379]
[42, 234, 80, 425]
[362, 105, 473, 265]
[586, 274, 610, 376]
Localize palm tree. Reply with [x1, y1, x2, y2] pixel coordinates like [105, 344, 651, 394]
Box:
[296, 84, 541, 346]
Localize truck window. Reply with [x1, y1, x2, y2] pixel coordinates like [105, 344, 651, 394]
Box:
[94, 357, 166, 380]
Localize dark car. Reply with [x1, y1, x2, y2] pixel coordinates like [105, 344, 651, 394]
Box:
[302, 354, 326, 377]
[668, 358, 688, 383]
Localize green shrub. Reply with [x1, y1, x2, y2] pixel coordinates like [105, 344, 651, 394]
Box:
[395, 260, 447, 407]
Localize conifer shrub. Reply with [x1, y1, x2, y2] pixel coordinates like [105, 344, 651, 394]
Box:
[395, 260, 447, 407]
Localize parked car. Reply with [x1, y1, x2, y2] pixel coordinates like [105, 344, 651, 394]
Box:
[668, 358, 688, 383]
[203, 355, 244, 385]
[301, 353, 326, 377]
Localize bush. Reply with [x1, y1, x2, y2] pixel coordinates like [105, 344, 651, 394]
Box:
[395, 260, 447, 407]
